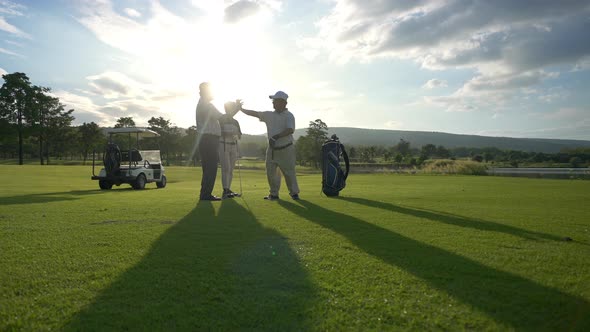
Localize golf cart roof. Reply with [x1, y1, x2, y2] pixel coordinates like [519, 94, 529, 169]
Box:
[106, 127, 160, 137]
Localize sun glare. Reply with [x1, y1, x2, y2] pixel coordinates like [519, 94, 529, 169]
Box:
[117, 5, 276, 133]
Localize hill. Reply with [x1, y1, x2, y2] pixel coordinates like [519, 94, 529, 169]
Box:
[102, 127, 590, 154]
[292, 127, 590, 153]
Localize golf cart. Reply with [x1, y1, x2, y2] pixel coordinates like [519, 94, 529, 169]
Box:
[91, 127, 167, 190]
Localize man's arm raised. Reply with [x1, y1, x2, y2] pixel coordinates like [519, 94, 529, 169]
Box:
[240, 104, 260, 119]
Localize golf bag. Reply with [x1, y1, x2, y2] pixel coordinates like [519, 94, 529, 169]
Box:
[321, 135, 350, 197]
[103, 143, 121, 176]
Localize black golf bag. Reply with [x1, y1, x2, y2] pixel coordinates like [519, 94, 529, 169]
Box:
[321, 135, 350, 197]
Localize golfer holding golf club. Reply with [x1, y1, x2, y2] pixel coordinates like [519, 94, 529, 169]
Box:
[241, 90, 300, 200]
[218, 101, 242, 199]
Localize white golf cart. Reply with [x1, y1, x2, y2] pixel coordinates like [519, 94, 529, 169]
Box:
[91, 127, 167, 190]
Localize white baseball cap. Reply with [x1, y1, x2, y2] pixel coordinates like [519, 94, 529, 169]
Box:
[269, 90, 288, 100]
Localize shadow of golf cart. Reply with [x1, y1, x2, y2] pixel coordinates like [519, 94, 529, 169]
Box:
[91, 127, 167, 190]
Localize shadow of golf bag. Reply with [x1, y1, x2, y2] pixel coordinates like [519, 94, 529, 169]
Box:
[321, 134, 350, 197]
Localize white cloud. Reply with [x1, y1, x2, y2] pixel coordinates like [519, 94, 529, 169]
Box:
[0, 16, 31, 38]
[73, 0, 281, 131]
[460, 70, 557, 93]
[304, 0, 590, 115]
[422, 78, 447, 89]
[420, 70, 558, 113]
[0, 0, 25, 16]
[307, 0, 590, 72]
[224, 0, 261, 23]
[0, 67, 7, 76]
[51, 90, 109, 125]
[86, 71, 142, 99]
[5, 39, 24, 47]
[0, 46, 22, 57]
[53, 83, 189, 127]
[124, 8, 141, 18]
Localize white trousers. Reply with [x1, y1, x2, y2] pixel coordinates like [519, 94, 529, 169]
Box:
[265, 144, 300, 196]
[219, 142, 238, 190]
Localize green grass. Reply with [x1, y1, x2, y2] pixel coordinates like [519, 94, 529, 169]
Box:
[1, 165, 589, 331]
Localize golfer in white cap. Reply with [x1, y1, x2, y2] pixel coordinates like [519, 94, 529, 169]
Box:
[241, 90, 300, 200]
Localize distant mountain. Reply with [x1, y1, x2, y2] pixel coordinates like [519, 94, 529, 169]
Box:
[291, 127, 590, 153]
[109, 126, 590, 154]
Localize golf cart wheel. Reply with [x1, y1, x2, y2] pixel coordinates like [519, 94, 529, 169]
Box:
[156, 175, 167, 188]
[133, 174, 146, 190]
[99, 180, 113, 190]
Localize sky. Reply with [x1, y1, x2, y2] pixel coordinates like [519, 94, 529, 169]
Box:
[1, 0, 590, 140]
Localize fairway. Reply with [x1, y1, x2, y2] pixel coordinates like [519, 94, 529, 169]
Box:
[1, 165, 589, 331]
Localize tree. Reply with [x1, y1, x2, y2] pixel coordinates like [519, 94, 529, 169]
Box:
[295, 135, 313, 166]
[44, 107, 75, 164]
[148, 116, 182, 163]
[147, 116, 171, 132]
[295, 119, 329, 168]
[181, 125, 199, 165]
[420, 143, 436, 159]
[394, 138, 410, 156]
[308, 119, 329, 167]
[367, 146, 377, 161]
[0, 72, 35, 164]
[436, 145, 451, 159]
[114, 117, 135, 128]
[79, 122, 103, 165]
[27, 87, 72, 165]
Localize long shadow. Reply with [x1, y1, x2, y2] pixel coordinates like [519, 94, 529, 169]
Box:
[64, 199, 315, 331]
[338, 197, 562, 242]
[0, 188, 149, 205]
[0, 189, 103, 205]
[278, 199, 590, 330]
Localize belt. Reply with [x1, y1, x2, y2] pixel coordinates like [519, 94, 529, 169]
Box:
[220, 140, 238, 152]
[271, 142, 292, 160]
[272, 142, 293, 150]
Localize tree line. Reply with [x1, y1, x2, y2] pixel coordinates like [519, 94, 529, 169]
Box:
[2, 72, 588, 167]
[295, 119, 590, 168]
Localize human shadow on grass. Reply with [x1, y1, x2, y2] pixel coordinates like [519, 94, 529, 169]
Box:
[337, 197, 563, 242]
[278, 199, 590, 330]
[63, 199, 315, 331]
[0, 189, 106, 205]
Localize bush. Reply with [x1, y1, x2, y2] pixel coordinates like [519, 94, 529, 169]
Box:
[422, 159, 488, 175]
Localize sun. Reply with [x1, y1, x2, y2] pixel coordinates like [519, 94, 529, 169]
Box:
[207, 20, 274, 102]
[124, 7, 276, 133]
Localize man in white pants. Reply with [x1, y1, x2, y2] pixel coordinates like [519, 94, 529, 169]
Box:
[218, 101, 242, 199]
[240, 90, 300, 200]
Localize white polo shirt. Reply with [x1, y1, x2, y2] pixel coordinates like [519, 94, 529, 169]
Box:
[258, 109, 295, 147]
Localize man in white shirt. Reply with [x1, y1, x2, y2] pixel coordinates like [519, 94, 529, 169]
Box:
[241, 90, 300, 200]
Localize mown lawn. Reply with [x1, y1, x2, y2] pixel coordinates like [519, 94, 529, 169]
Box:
[0, 165, 589, 331]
